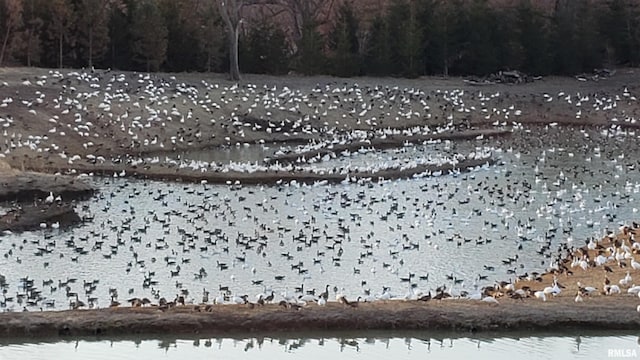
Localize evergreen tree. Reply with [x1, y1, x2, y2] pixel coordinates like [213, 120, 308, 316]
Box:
[106, 0, 131, 70]
[424, 0, 465, 76]
[14, 0, 44, 67]
[196, 0, 224, 73]
[551, 0, 605, 74]
[295, 21, 325, 75]
[515, 0, 550, 75]
[130, 0, 167, 71]
[240, 20, 289, 75]
[43, 0, 74, 68]
[454, 0, 499, 75]
[327, 1, 360, 77]
[75, 0, 122, 69]
[574, 1, 606, 72]
[603, 0, 640, 66]
[491, 6, 520, 72]
[363, 15, 392, 76]
[415, 0, 440, 75]
[160, 0, 204, 72]
[386, 0, 423, 77]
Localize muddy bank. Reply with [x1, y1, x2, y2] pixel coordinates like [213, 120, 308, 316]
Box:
[0, 170, 95, 203]
[0, 161, 94, 232]
[18, 156, 497, 186]
[0, 297, 637, 339]
[0, 203, 82, 233]
[264, 128, 510, 165]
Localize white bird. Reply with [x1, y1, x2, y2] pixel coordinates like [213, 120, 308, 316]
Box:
[627, 285, 640, 294]
[580, 285, 597, 295]
[574, 292, 583, 303]
[534, 291, 547, 301]
[299, 294, 316, 303]
[214, 294, 225, 305]
[543, 282, 561, 296]
[620, 272, 632, 287]
[232, 294, 246, 304]
[377, 290, 392, 301]
[467, 292, 483, 300]
[606, 285, 621, 295]
[45, 191, 54, 204]
[481, 296, 499, 304]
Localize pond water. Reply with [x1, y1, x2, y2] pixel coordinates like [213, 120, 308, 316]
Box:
[0, 125, 638, 311]
[1, 331, 639, 360]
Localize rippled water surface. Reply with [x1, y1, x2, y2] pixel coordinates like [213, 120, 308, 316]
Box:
[0, 126, 639, 310]
[1, 331, 639, 360]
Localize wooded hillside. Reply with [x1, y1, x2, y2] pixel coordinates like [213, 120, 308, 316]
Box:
[0, 0, 638, 77]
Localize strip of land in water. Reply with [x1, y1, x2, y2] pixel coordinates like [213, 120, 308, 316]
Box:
[0, 296, 637, 338]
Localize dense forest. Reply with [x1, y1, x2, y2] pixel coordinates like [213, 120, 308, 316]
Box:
[0, 0, 639, 78]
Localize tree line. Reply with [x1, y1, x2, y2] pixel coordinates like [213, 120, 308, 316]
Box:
[0, 0, 639, 78]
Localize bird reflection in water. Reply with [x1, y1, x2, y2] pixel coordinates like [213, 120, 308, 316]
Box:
[339, 338, 359, 352]
[242, 339, 256, 351]
[404, 337, 412, 350]
[157, 338, 177, 352]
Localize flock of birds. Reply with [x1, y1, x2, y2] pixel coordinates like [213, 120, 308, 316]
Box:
[0, 68, 637, 178]
[0, 70, 639, 313]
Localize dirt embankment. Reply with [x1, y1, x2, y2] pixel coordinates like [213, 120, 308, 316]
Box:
[12, 153, 497, 186]
[0, 296, 637, 339]
[0, 159, 95, 233]
[0, 167, 95, 203]
[264, 128, 509, 165]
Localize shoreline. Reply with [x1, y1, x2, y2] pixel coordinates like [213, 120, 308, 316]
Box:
[15, 155, 498, 186]
[1, 296, 639, 339]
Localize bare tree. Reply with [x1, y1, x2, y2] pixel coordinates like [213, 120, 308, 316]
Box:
[218, 0, 243, 80]
[0, 0, 23, 66]
[215, 0, 335, 80]
[274, 0, 336, 43]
